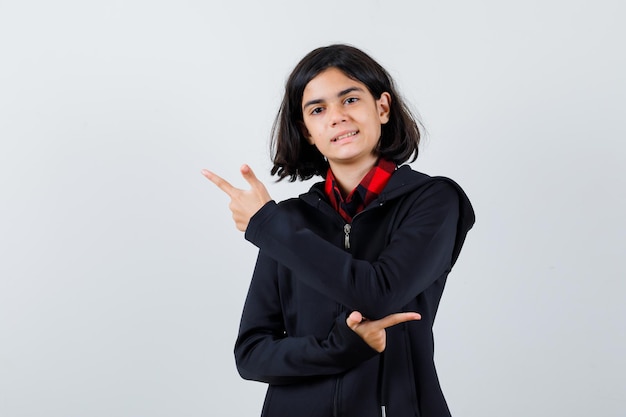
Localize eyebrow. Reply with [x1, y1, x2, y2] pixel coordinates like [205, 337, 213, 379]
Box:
[302, 86, 365, 110]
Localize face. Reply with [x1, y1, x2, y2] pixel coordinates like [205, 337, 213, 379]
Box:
[301, 67, 390, 172]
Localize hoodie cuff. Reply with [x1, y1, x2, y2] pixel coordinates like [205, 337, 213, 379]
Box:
[245, 200, 278, 245]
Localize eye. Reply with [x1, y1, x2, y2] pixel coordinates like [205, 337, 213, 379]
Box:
[310, 107, 324, 115]
[344, 97, 359, 105]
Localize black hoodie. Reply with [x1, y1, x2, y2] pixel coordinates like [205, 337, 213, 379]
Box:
[235, 165, 475, 417]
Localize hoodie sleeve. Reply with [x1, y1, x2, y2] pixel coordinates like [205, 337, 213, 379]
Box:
[234, 250, 378, 385]
[245, 180, 464, 320]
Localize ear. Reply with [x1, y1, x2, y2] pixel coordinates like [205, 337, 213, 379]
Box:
[377, 92, 391, 125]
[298, 121, 314, 144]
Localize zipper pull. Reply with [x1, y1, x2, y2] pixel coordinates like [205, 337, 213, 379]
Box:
[344, 224, 351, 249]
[381, 405, 386, 417]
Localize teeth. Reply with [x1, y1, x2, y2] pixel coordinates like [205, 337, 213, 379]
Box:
[334, 131, 357, 142]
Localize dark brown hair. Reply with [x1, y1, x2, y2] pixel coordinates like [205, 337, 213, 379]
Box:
[271, 44, 421, 181]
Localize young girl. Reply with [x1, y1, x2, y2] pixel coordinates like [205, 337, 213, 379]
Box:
[203, 44, 474, 417]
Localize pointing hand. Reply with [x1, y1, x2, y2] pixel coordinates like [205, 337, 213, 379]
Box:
[202, 164, 272, 231]
[346, 311, 421, 352]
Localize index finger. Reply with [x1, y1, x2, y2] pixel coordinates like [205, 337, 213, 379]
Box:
[377, 312, 421, 329]
[201, 169, 237, 196]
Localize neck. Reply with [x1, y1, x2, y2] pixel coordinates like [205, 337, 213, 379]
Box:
[329, 156, 378, 196]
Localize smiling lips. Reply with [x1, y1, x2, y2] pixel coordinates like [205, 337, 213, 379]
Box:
[331, 130, 359, 142]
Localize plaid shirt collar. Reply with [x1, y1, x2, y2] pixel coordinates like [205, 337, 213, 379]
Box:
[324, 158, 397, 223]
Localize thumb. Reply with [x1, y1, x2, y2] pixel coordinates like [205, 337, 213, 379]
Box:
[346, 311, 364, 329]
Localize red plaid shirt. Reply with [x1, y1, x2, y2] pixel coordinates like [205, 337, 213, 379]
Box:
[324, 158, 397, 223]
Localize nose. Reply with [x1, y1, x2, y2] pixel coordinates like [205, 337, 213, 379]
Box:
[328, 104, 347, 126]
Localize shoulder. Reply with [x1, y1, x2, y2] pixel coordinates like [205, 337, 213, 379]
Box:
[383, 165, 459, 201]
[385, 165, 475, 226]
[276, 180, 327, 209]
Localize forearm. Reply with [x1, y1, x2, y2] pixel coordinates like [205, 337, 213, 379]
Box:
[235, 312, 377, 385]
[245, 183, 460, 319]
[234, 252, 377, 385]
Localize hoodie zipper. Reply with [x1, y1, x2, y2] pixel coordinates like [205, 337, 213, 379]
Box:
[333, 377, 342, 416]
[343, 224, 351, 249]
[343, 198, 385, 250]
[325, 197, 387, 416]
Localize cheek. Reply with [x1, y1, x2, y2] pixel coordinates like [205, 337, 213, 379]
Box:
[299, 120, 314, 142]
[304, 121, 321, 139]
